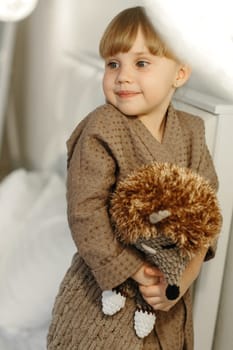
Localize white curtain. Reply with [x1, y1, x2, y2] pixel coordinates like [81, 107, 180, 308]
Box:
[0, 22, 16, 156]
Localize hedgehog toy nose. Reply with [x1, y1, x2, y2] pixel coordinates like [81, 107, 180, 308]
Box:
[165, 284, 180, 300]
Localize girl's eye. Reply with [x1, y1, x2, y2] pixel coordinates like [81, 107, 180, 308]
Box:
[106, 61, 119, 69]
[136, 60, 149, 68]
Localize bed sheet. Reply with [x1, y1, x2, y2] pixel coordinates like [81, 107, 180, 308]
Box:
[0, 169, 75, 350]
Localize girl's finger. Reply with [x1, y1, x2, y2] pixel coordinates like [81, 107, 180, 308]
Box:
[139, 284, 164, 297]
[144, 266, 164, 277]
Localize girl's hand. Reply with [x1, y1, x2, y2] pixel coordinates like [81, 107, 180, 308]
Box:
[139, 277, 175, 312]
[131, 263, 163, 286]
[139, 247, 208, 312]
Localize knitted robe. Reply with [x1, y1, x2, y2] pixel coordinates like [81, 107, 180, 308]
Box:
[47, 103, 218, 350]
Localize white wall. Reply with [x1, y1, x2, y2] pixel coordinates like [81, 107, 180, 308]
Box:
[213, 219, 233, 350]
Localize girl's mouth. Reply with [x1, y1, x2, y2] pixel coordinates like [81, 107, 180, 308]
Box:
[116, 90, 140, 98]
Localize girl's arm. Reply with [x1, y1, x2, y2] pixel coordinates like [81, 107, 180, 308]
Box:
[67, 126, 143, 291]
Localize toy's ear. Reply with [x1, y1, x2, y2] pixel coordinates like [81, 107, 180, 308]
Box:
[149, 210, 171, 224]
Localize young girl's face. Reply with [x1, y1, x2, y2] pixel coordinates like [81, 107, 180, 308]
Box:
[103, 28, 181, 118]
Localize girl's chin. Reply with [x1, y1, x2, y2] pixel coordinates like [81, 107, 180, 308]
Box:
[113, 103, 143, 116]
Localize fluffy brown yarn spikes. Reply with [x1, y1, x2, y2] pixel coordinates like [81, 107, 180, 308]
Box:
[110, 162, 222, 257]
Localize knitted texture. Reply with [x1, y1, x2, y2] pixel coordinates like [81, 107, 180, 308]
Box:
[136, 235, 189, 286]
[47, 254, 193, 350]
[102, 290, 126, 315]
[47, 254, 143, 350]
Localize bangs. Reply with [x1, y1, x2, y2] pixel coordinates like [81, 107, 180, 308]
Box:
[99, 7, 176, 59]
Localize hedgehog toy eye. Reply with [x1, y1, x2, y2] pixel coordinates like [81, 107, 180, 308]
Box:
[161, 243, 177, 250]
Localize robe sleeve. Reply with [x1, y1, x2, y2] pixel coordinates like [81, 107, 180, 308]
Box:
[66, 129, 143, 290]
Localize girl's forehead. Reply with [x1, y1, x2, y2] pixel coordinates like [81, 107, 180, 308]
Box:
[131, 29, 149, 49]
[109, 29, 150, 57]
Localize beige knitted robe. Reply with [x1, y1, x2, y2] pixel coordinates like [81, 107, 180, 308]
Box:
[47, 103, 218, 350]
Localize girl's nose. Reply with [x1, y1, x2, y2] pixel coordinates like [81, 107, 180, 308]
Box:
[116, 65, 132, 84]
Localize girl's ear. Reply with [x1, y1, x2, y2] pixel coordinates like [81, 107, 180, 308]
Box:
[173, 64, 192, 88]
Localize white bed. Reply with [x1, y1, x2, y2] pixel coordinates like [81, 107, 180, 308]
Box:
[0, 169, 75, 350]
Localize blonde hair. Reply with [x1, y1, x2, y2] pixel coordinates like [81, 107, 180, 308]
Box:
[99, 6, 176, 60]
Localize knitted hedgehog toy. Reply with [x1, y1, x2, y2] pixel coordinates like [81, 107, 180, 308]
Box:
[102, 162, 222, 338]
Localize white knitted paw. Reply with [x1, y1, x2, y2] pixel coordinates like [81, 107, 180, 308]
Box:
[102, 290, 126, 316]
[134, 310, 156, 338]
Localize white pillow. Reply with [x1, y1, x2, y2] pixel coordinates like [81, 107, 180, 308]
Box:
[0, 169, 75, 334]
[143, 0, 233, 101]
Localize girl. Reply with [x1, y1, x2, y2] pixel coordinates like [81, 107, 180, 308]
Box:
[47, 7, 218, 350]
